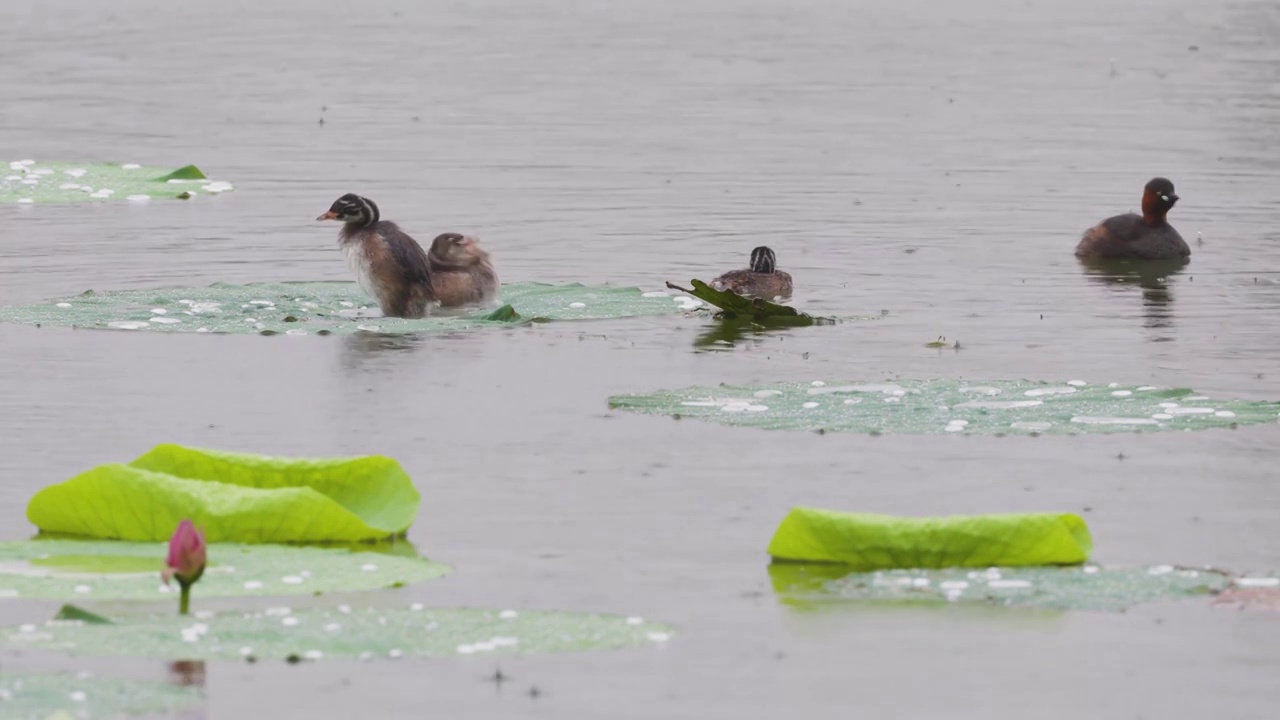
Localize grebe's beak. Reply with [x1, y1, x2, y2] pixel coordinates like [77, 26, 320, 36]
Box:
[316, 210, 339, 221]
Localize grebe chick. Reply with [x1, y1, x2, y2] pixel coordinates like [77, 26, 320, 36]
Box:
[426, 232, 500, 307]
[317, 193, 437, 318]
[1075, 178, 1190, 260]
[709, 246, 794, 300]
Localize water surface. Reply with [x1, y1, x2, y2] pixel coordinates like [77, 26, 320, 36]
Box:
[2, 0, 1279, 717]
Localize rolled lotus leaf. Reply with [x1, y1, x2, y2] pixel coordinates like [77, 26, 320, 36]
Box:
[665, 279, 834, 326]
[26, 444, 420, 543]
[768, 507, 1092, 570]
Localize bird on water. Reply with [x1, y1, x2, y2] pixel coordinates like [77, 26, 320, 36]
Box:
[709, 246, 794, 300]
[1075, 178, 1189, 260]
[316, 194, 499, 317]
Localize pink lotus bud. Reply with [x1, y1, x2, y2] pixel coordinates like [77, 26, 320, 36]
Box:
[163, 519, 206, 587]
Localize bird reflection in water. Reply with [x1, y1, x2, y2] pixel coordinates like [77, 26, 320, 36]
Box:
[343, 330, 426, 356]
[337, 328, 494, 377]
[692, 319, 792, 351]
[167, 660, 205, 688]
[1077, 256, 1189, 335]
[167, 660, 208, 720]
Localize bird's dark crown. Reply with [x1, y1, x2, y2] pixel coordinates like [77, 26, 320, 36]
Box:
[749, 246, 777, 274]
[328, 193, 380, 224]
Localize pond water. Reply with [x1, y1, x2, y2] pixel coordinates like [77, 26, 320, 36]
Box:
[2, 0, 1279, 717]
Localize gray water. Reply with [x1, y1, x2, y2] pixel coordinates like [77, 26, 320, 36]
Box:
[2, 0, 1280, 717]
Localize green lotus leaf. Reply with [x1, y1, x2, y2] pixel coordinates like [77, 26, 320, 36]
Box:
[768, 562, 1234, 612]
[608, 379, 1280, 435]
[0, 539, 448, 601]
[768, 508, 1093, 570]
[1, 604, 673, 661]
[1, 160, 229, 203]
[0, 281, 687, 335]
[26, 444, 421, 543]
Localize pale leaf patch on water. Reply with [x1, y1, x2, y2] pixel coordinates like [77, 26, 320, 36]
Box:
[1235, 577, 1279, 588]
[955, 400, 1043, 410]
[0, 607, 673, 661]
[0, 539, 448, 601]
[771, 564, 1232, 612]
[1070, 416, 1160, 426]
[1025, 387, 1078, 397]
[0, 282, 688, 335]
[0, 162, 229, 204]
[0, 673, 200, 718]
[610, 380, 1280, 435]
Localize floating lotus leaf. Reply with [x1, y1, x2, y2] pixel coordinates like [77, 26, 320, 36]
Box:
[0, 673, 202, 718]
[0, 160, 231, 203]
[769, 563, 1235, 612]
[0, 282, 689, 335]
[27, 445, 421, 543]
[768, 508, 1092, 570]
[608, 379, 1280, 435]
[1, 604, 673, 660]
[0, 539, 448, 601]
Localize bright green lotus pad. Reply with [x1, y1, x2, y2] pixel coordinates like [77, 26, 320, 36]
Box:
[608, 379, 1280, 435]
[27, 444, 420, 543]
[0, 281, 688, 335]
[2, 605, 673, 660]
[768, 563, 1232, 612]
[0, 673, 202, 718]
[769, 508, 1092, 570]
[0, 539, 447, 601]
[1, 160, 230, 203]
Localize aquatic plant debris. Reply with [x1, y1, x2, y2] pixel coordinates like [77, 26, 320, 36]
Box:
[665, 279, 836, 326]
[0, 673, 202, 718]
[0, 605, 673, 660]
[0, 539, 447, 601]
[0, 160, 231, 203]
[607, 379, 1280, 435]
[27, 444, 421, 543]
[768, 508, 1092, 570]
[1212, 586, 1280, 612]
[768, 563, 1233, 612]
[0, 281, 687, 335]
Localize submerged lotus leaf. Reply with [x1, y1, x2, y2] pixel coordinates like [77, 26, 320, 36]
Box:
[769, 563, 1232, 612]
[1212, 586, 1280, 612]
[0, 539, 448, 601]
[0, 282, 688, 335]
[768, 508, 1093, 570]
[1, 604, 673, 660]
[0, 673, 202, 718]
[0, 161, 230, 203]
[608, 379, 1280, 435]
[27, 444, 421, 543]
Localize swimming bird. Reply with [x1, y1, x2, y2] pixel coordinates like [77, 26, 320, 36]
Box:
[316, 194, 436, 318]
[709, 246, 794, 300]
[1075, 178, 1190, 260]
[426, 232, 500, 307]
